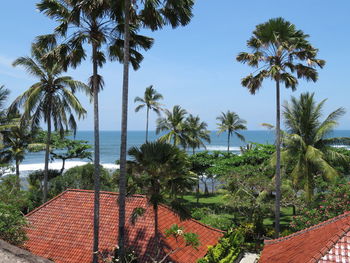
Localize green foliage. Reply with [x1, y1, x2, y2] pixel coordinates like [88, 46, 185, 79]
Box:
[200, 214, 233, 231]
[198, 228, 244, 263]
[0, 175, 32, 212]
[49, 164, 112, 196]
[0, 202, 28, 245]
[164, 224, 200, 248]
[290, 182, 350, 231]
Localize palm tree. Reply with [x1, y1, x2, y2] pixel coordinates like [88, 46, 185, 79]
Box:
[282, 93, 350, 202]
[216, 111, 247, 152]
[36, 1, 153, 261]
[184, 114, 211, 154]
[134, 86, 163, 142]
[117, 0, 194, 256]
[128, 141, 191, 247]
[236, 17, 325, 236]
[10, 45, 88, 203]
[156, 105, 188, 146]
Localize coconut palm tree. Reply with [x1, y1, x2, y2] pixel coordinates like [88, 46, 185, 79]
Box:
[134, 86, 163, 142]
[282, 93, 350, 202]
[184, 114, 211, 154]
[216, 111, 247, 152]
[236, 17, 325, 236]
[156, 105, 188, 147]
[128, 141, 191, 247]
[10, 45, 88, 203]
[117, 1, 194, 256]
[36, 1, 153, 260]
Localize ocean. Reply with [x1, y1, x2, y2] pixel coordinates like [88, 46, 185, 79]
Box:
[19, 130, 350, 174]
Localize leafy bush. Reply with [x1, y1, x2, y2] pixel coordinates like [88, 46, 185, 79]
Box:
[290, 182, 350, 232]
[0, 202, 28, 245]
[198, 228, 244, 263]
[191, 207, 213, 220]
[200, 214, 233, 231]
[49, 163, 113, 196]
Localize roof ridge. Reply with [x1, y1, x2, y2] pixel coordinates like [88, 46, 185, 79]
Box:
[265, 211, 350, 245]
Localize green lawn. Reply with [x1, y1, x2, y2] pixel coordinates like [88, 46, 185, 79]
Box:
[182, 193, 294, 232]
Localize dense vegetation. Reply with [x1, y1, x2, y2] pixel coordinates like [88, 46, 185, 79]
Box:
[1, 3, 350, 262]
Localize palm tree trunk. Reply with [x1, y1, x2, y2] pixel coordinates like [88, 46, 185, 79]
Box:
[227, 132, 230, 152]
[154, 203, 159, 246]
[15, 157, 20, 190]
[146, 106, 149, 142]
[192, 147, 195, 155]
[196, 175, 200, 204]
[92, 43, 101, 263]
[118, 0, 131, 260]
[43, 112, 51, 203]
[274, 79, 281, 238]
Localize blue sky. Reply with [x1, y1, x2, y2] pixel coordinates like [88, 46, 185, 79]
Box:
[1, 0, 350, 131]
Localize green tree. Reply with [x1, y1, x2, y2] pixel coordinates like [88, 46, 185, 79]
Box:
[134, 85, 163, 142]
[36, 1, 153, 261]
[156, 105, 188, 146]
[50, 138, 92, 175]
[216, 111, 247, 152]
[236, 17, 325, 236]
[117, 1, 194, 258]
[184, 114, 211, 154]
[282, 92, 350, 202]
[128, 141, 192, 247]
[10, 45, 88, 203]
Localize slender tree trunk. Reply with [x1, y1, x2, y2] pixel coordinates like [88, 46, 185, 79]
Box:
[211, 177, 214, 194]
[146, 107, 149, 142]
[196, 175, 200, 204]
[92, 43, 101, 263]
[192, 147, 195, 155]
[43, 112, 51, 203]
[118, 1, 131, 260]
[60, 159, 66, 175]
[274, 79, 281, 238]
[154, 203, 159, 246]
[15, 157, 20, 190]
[227, 132, 230, 152]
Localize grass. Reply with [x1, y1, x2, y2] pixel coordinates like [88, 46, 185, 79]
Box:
[182, 192, 294, 232]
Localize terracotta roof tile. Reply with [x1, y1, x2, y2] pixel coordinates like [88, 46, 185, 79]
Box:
[24, 189, 224, 263]
[260, 212, 350, 263]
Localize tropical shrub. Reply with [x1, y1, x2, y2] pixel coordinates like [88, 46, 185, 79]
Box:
[0, 202, 28, 245]
[198, 228, 244, 263]
[290, 182, 350, 232]
[49, 164, 112, 196]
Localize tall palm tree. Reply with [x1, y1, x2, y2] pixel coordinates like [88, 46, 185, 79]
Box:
[117, 1, 194, 257]
[236, 17, 325, 236]
[10, 45, 88, 203]
[216, 111, 247, 152]
[128, 141, 191, 247]
[36, 1, 153, 261]
[282, 93, 350, 202]
[156, 105, 188, 146]
[184, 114, 211, 154]
[134, 86, 163, 142]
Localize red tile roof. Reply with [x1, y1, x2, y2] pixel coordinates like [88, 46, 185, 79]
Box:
[24, 189, 224, 263]
[260, 212, 350, 263]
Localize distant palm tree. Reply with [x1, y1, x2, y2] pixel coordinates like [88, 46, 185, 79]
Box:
[10, 46, 88, 203]
[135, 86, 163, 142]
[156, 105, 187, 146]
[236, 17, 325, 236]
[184, 114, 211, 154]
[216, 111, 247, 152]
[282, 93, 350, 202]
[128, 141, 191, 246]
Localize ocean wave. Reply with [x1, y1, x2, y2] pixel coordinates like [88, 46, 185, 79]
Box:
[202, 145, 241, 152]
